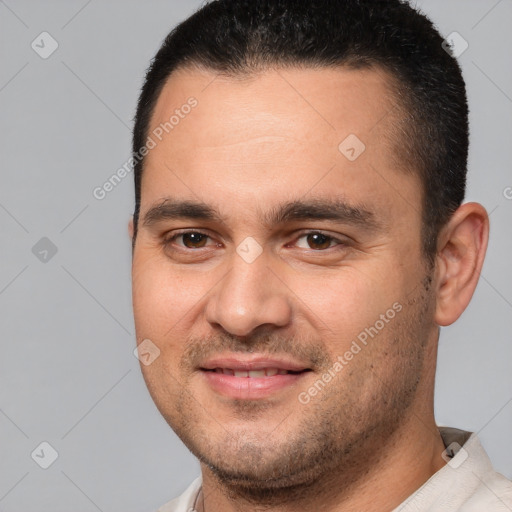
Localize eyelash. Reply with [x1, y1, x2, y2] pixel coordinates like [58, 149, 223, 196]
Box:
[163, 229, 347, 252]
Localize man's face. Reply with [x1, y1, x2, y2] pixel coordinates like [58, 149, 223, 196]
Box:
[132, 66, 437, 491]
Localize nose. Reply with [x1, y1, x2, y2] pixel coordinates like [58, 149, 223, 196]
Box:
[205, 249, 293, 338]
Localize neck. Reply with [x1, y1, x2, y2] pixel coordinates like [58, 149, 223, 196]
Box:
[197, 412, 446, 512]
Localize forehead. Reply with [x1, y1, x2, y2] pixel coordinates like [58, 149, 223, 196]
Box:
[140, 66, 420, 229]
[149, 65, 398, 151]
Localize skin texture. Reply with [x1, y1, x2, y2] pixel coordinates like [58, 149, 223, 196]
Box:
[130, 66, 489, 512]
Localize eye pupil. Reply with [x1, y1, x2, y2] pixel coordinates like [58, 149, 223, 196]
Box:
[307, 233, 331, 250]
[183, 232, 208, 248]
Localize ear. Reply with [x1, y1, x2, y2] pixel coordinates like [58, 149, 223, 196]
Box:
[128, 217, 134, 240]
[434, 202, 489, 326]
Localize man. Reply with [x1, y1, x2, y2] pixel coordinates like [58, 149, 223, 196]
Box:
[129, 0, 512, 510]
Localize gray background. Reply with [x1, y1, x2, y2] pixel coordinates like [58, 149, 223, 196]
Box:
[0, 0, 511, 510]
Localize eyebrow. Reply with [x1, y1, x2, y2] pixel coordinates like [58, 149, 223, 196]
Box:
[142, 197, 382, 231]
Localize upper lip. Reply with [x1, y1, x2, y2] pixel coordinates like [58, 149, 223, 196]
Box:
[200, 355, 310, 372]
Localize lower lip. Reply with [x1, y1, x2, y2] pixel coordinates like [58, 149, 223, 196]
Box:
[201, 370, 308, 399]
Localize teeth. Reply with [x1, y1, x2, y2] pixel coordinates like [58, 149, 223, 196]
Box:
[212, 368, 292, 377]
[248, 370, 266, 378]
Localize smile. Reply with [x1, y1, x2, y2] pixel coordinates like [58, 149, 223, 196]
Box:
[199, 356, 312, 399]
[206, 367, 302, 377]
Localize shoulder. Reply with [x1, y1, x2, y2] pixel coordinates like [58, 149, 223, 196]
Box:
[156, 477, 202, 512]
[454, 430, 512, 510]
[459, 470, 512, 511]
[394, 427, 512, 512]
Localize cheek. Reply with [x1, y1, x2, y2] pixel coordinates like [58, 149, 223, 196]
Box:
[132, 253, 183, 336]
[132, 260, 191, 407]
[132, 251, 211, 350]
[291, 268, 399, 331]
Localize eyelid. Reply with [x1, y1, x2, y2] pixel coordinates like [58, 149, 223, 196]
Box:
[163, 229, 348, 250]
[292, 229, 347, 247]
[164, 229, 218, 247]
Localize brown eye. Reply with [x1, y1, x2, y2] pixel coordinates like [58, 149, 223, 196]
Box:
[180, 232, 209, 248]
[304, 232, 334, 250]
[296, 231, 343, 251]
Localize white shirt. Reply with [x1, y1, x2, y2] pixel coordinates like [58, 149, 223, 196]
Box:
[156, 427, 512, 512]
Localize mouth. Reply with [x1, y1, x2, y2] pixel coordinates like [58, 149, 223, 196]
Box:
[199, 357, 312, 399]
[203, 367, 305, 377]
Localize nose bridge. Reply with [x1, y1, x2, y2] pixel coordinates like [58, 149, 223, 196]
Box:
[206, 249, 292, 337]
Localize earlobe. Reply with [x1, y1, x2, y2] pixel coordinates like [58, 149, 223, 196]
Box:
[434, 202, 489, 326]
